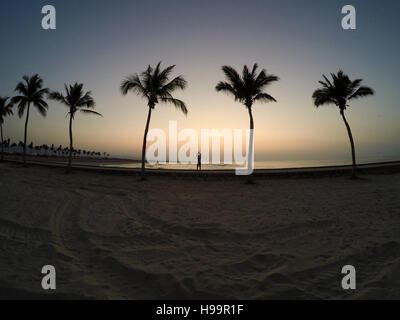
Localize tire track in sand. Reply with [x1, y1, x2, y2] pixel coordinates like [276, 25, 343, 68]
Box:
[0, 217, 52, 243]
[52, 190, 190, 299]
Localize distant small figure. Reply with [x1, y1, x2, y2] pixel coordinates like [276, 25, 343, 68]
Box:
[197, 152, 202, 171]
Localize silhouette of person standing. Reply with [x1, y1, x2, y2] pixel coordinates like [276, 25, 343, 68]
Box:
[197, 152, 202, 171]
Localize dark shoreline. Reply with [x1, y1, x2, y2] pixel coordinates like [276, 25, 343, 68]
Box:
[2, 154, 400, 179]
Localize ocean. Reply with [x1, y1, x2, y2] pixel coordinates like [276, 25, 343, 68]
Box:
[102, 157, 399, 170]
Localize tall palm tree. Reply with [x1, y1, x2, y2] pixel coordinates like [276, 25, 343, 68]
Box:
[120, 62, 188, 180]
[12, 74, 49, 166]
[312, 70, 374, 179]
[216, 63, 279, 182]
[48, 83, 101, 171]
[0, 97, 14, 161]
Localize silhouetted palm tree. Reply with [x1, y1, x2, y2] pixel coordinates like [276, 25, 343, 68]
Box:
[312, 70, 374, 179]
[43, 144, 49, 156]
[216, 63, 279, 182]
[5, 138, 10, 153]
[0, 97, 14, 161]
[10, 142, 17, 153]
[49, 83, 101, 171]
[12, 74, 49, 166]
[120, 62, 188, 180]
[17, 141, 24, 154]
[28, 142, 34, 155]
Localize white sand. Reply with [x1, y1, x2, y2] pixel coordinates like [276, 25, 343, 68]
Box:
[0, 162, 399, 299]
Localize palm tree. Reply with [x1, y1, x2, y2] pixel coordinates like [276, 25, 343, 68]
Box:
[120, 62, 188, 180]
[5, 138, 10, 153]
[312, 70, 374, 179]
[12, 74, 49, 166]
[28, 142, 34, 155]
[11, 142, 17, 152]
[18, 141, 24, 154]
[48, 83, 101, 171]
[43, 144, 49, 156]
[216, 63, 279, 182]
[0, 97, 14, 161]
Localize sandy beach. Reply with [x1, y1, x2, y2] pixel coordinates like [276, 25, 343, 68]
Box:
[0, 161, 399, 299]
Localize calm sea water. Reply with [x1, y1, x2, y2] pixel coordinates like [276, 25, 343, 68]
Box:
[102, 157, 398, 170]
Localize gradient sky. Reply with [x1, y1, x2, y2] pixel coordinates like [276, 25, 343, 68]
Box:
[1, 0, 399, 161]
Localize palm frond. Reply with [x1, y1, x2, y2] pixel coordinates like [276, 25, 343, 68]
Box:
[215, 82, 239, 99]
[50, 83, 98, 120]
[15, 82, 28, 96]
[158, 64, 175, 84]
[221, 66, 242, 87]
[76, 92, 95, 108]
[120, 74, 148, 98]
[0, 97, 14, 124]
[80, 109, 102, 117]
[17, 100, 28, 118]
[33, 88, 49, 98]
[312, 88, 337, 107]
[48, 91, 68, 105]
[255, 73, 279, 89]
[322, 75, 333, 88]
[250, 63, 259, 78]
[313, 71, 374, 108]
[349, 86, 374, 100]
[349, 79, 363, 91]
[121, 63, 188, 114]
[160, 75, 187, 93]
[217, 64, 278, 107]
[35, 102, 48, 117]
[254, 92, 277, 103]
[14, 74, 49, 116]
[160, 97, 188, 115]
[242, 64, 251, 83]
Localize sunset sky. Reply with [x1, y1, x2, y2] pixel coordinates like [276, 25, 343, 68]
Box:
[1, 0, 399, 162]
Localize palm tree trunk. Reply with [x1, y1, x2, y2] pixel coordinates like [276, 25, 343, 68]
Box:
[1, 124, 4, 161]
[68, 113, 73, 172]
[340, 109, 357, 179]
[248, 106, 254, 131]
[141, 106, 153, 180]
[246, 105, 255, 184]
[23, 103, 31, 166]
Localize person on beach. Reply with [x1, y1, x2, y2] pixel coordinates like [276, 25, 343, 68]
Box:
[197, 152, 202, 171]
